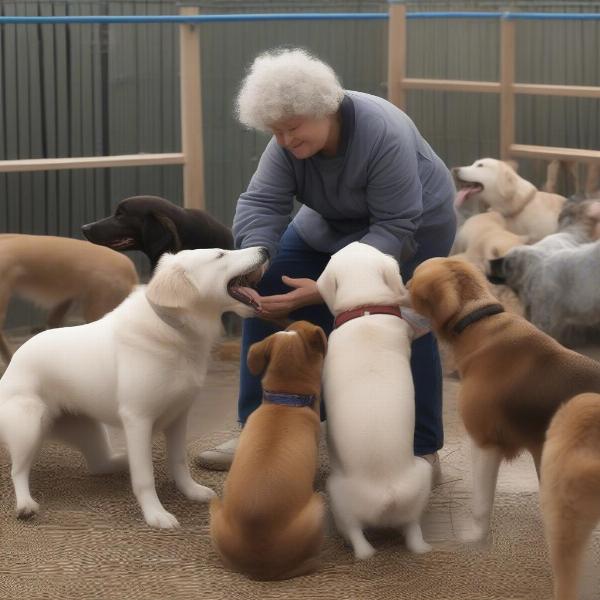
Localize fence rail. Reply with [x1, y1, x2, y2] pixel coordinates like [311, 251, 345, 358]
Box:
[1, 6, 599, 209]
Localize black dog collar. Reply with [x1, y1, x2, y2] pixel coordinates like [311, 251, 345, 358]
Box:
[263, 391, 316, 408]
[452, 303, 504, 335]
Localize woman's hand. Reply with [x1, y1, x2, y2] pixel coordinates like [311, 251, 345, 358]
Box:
[257, 276, 322, 319]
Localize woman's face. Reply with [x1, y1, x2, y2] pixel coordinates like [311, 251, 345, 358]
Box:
[269, 114, 338, 159]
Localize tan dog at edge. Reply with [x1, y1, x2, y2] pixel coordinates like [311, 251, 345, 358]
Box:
[405, 257, 600, 545]
[541, 392, 600, 600]
[210, 321, 327, 580]
[0, 234, 138, 364]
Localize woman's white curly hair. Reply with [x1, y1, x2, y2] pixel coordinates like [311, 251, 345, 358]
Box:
[236, 48, 345, 131]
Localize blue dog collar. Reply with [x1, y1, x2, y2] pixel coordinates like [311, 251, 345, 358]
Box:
[263, 391, 316, 408]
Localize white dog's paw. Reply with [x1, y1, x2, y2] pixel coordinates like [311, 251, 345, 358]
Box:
[89, 454, 129, 475]
[144, 509, 180, 529]
[460, 520, 489, 543]
[16, 498, 40, 519]
[408, 540, 432, 554]
[353, 543, 376, 561]
[181, 483, 216, 503]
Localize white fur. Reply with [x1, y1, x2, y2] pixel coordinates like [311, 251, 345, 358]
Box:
[317, 242, 432, 559]
[455, 158, 566, 243]
[0, 246, 267, 528]
[236, 48, 344, 131]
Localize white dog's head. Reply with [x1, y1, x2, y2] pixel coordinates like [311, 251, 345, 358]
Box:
[317, 242, 408, 315]
[145, 246, 269, 318]
[453, 158, 534, 213]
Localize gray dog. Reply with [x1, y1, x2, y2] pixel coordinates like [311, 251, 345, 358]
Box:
[489, 199, 600, 344]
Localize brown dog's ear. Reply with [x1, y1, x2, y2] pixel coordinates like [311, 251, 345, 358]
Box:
[247, 337, 273, 376]
[153, 213, 182, 252]
[146, 255, 197, 309]
[307, 325, 328, 355]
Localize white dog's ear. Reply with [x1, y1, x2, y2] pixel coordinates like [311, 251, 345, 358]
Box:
[382, 256, 410, 305]
[247, 337, 273, 376]
[146, 257, 197, 309]
[316, 269, 337, 306]
[505, 159, 519, 173]
[497, 166, 517, 200]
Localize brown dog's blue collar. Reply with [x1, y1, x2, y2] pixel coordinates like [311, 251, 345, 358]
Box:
[263, 391, 316, 408]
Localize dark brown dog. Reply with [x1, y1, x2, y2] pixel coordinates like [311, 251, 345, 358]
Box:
[210, 321, 327, 580]
[406, 257, 600, 543]
[541, 392, 600, 600]
[82, 195, 233, 271]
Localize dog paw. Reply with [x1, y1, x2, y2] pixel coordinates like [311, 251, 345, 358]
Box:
[408, 541, 432, 554]
[182, 483, 217, 503]
[16, 499, 40, 519]
[144, 509, 180, 529]
[460, 521, 489, 543]
[353, 544, 376, 561]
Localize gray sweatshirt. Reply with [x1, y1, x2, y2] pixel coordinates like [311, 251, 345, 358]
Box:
[233, 91, 455, 263]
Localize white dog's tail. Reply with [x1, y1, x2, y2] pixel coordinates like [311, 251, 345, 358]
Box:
[380, 458, 433, 520]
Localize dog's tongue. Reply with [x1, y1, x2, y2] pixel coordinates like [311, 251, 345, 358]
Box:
[237, 286, 262, 310]
[455, 187, 473, 207]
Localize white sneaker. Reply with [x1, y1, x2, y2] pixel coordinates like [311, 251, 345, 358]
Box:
[196, 437, 239, 471]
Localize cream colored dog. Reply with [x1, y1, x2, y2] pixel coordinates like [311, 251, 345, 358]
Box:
[454, 158, 566, 243]
[317, 242, 432, 559]
[0, 234, 139, 365]
[452, 211, 527, 272]
[0, 246, 268, 528]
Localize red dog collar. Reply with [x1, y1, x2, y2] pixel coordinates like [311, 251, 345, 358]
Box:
[334, 305, 403, 329]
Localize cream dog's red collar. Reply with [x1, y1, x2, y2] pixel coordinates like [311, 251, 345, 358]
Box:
[334, 305, 402, 329]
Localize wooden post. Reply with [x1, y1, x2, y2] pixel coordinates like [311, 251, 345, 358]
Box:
[499, 16, 516, 161]
[179, 6, 205, 210]
[387, 1, 407, 110]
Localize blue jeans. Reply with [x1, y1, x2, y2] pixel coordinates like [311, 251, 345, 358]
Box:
[238, 218, 456, 455]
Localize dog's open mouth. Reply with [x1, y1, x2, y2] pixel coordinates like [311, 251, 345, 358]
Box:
[455, 180, 484, 207]
[227, 267, 264, 310]
[110, 237, 136, 250]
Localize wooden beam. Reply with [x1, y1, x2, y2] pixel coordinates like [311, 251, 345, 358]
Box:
[387, 2, 407, 109]
[179, 6, 205, 210]
[513, 83, 600, 99]
[402, 78, 501, 93]
[0, 153, 185, 173]
[510, 144, 600, 163]
[499, 18, 516, 161]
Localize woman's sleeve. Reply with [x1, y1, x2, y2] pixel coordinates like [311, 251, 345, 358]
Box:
[232, 138, 296, 259]
[361, 129, 424, 263]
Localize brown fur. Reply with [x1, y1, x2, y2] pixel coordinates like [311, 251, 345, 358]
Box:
[407, 257, 600, 468]
[541, 393, 600, 600]
[0, 234, 138, 364]
[210, 321, 327, 580]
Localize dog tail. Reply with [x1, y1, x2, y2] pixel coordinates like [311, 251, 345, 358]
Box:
[381, 458, 433, 519]
[210, 493, 325, 581]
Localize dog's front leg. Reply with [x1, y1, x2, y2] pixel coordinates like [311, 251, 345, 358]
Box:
[462, 440, 502, 543]
[121, 412, 179, 529]
[165, 410, 216, 502]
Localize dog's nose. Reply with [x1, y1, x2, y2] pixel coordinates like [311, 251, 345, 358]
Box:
[258, 247, 270, 262]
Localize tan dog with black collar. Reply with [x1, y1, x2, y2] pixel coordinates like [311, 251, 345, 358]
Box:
[210, 321, 327, 580]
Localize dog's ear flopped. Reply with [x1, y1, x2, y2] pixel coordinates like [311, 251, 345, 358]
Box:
[247, 337, 273, 376]
[382, 256, 410, 305]
[306, 324, 328, 356]
[145, 254, 197, 309]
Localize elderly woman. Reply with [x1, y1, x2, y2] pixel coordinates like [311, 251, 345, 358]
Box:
[198, 48, 456, 474]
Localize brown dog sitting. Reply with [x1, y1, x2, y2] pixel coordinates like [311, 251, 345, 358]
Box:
[405, 257, 600, 543]
[210, 320, 327, 580]
[541, 393, 600, 600]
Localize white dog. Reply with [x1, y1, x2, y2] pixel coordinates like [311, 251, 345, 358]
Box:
[0, 246, 268, 528]
[317, 242, 432, 559]
[454, 158, 566, 243]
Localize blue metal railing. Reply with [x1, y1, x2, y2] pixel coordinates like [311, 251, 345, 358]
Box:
[0, 12, 599, 25]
